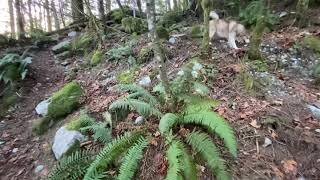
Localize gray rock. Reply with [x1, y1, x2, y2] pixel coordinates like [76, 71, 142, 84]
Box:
[34, 165, 44, 173]
[35, 99, 50, 116]
[12, 148, 18, 153]
[315, 129, 320, 133]
[169, 37, 177, 44]
[134, 116, 144, 125]
[61, 61, 70, 66]
[55, 51, 72, 60]
[52, 40, 71, 54]
[279, 11, 288, 18]
[307, 105, 320, 120]
[0, 141, 5, 145]
[68, 31, 78, 37]
[262, 137, 272, 147]
[52, 127, 85, 159]
[138, 76, 151, 87]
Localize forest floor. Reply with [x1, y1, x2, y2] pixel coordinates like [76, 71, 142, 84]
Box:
[0, 22, 320, 179]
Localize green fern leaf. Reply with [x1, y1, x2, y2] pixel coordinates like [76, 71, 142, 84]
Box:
[165, 140, 183, 180]
[117, 137, 149, 180]
[193, 82, 210, 95]
[109, 98, 162, 118]
[176, 140, 197, 180]
[183, 111, 237, 157]
[186, 131, 229, 180]
[181, 95, 219, 114]
[48, 150, 94, 180]
[114, 84, 158, 106]
[84, 131, 144, 180]
[159, 113, 179, 135]
[80, 122, 112, 144]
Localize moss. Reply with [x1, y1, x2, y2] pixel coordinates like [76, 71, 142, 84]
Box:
[137, 46, 154, 64]
[111, 6, 131, 23]
[116, 69, 136, 84]
[71, 33, 95, 54]
[90, 49, 104, 66]
[121, 17, 146, 34]
[47, 82, 83, 120]
[304, 36, 320, 53]
[32, 117, 51, 135]
[191, 25, 204, 38]
[156, 26, 169, 40]
[65, 112, 95, 131]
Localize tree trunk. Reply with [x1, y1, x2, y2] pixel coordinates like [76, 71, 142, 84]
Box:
[166, 0, 171, 11]
[27, 0, 34, 31]
[98, 0, 105, 21]
[173, 0, 178, 10]
[146, 0, 174, 107]
[8, 0, 15, 38]
[248, 16, 266, 60]
[296, 0, 309, 27]
[51, 0, 60, 30]
[58, 0, 66, 28]
[146, 0, 156, 41]
[105, 0, 111, 13]
[137, 0, 142, 15]
[45, 0, 52, 31]
[39, 3, 43, 29]
[201, 0, 210, 52]
[15, 0, 26, 40]
[115, 0, 123, 9]
[71, 0, 84, 22]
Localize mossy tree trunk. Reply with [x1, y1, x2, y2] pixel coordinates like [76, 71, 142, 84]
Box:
[296, 0, 309, 27]
[98, 0, 105, 21]
[248, 16, 266, 60]
[147, 0, 174, 108]
[8, 0, 16, 38]
[201, 0, 210, 52]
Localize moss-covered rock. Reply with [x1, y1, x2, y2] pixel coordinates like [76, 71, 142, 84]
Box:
[304, 36, 320, 53]
[190, 25, 204, 38]
[65, 112, 95, 131]
[90, 49, 104, 66]
[47, 82, 83, 120]
[156, 26, 169, 40]
[52, 40, 71, 54]
[137, 46, 154, 64]
[121, 17, 146, 34]
[116, 69, 136, 84]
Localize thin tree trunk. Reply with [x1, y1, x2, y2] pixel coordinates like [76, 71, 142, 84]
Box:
[51, 0, 60, 30]
[173, 0, 178, 10]
[8, 0, 16, 38]
[39, 3, 43, 30]
[45, 0, 52, 31]
[71, 0, 84, 22]
[146, 0, 156, 40]
[15, 0, 26, 40]
[201, 0, 210, 52]
[115, 0, 123, 9]
[27, 0, 34, 31]
[137, 0, 142, 15]
[166, 0, 171, 11]
[58, 0, 66, 28]
[105, 0, 111, 13]
[98, 0, 105, 21]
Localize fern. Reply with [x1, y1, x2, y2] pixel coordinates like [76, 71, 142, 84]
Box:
[48, 150, 94, 180]
[165, 139, 183, 180]
[159, 113, 179, 135]
[181, 95, 219, 114]
[80, 122, 112, 144]
[176, 140, 197, 180]
[109, 98, 162, 118]
[114, 84, 158, 106]
[66, 111, 95, 131]
[84, 131, 144, 179]
[117, 137, 149, 180]
[183, 111, 237, 157]
[186, 131, 229, 180]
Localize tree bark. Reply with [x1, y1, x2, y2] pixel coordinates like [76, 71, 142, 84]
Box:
[71, 0, 84, 22]
[98, 0, 105, 21]
[39, 2, 43, 29]
[27, 0, 34, 31]
[8, 0, 16, 38]
[51, 0, 60, 30]
[45, 0, 52, 31]
[146, 0, 156, 41]
[115, 0, 123, 9]
[105, 0, 111, 13]
[15, 0, 26, 40]
[173, 0, 178, 10]
[201, 0, 210, 52]
[58, 0, 66, 28]
[166, 0, 171, 11]
[137, 0, 142, 15]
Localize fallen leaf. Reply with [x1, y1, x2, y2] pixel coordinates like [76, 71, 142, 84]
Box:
[154, 131, 161, 137]
[250, 120, 261, 128]
[271, 165, 284, 178]
[150, 138, 158, 146]
[281, 159, 297, 175]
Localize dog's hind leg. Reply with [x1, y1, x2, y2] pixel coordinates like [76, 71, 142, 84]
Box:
[228, 31, 238, 49]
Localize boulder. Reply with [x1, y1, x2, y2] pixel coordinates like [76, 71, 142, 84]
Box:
[52, 126, 85, 159]
[307, 104, 320, 120]
[35, 99, 51, 116]
[68, 31, 78, 37]
[138, 76, 151, 87]
[52, 40, 71, 54]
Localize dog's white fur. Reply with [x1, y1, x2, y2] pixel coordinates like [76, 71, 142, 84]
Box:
[209, 11, 246, 49]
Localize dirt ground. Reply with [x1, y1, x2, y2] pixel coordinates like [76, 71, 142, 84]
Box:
[0, 25, 320, 180]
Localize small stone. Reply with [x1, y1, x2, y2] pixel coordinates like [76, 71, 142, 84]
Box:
[168, 37, 177, 44]
[307, 105, 320, 120]
[134, 116, 144, 125]
[68, 31, 77, 37]
[315, 129, 320, 133]
[138, 76, 151, 87]
[279, 11, 288, 18]
[35, 99, 50, 116]
[34, 165, 44, 173]
[12, 148, 18, 153]
[0, 141, 5, 145]
[262, 137, 272, 147]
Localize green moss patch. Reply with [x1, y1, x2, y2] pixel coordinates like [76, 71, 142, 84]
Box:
[137, 46, 154, 64]
[191, 25, 204, 38]
[304, 36, 320, 53]
[91, 49, 105, 66]
[116, 69, 136, 84]
[156, 26, 169, 40]
[121, 17, 146, 34]
[47, 82, 83, 120]
[65, 112, 95, 131]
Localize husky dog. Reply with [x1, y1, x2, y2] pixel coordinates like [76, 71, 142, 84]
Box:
[209, 11, 246, 49]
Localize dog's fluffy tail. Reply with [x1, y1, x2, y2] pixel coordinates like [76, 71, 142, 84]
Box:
[209, 11, 219, 20]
